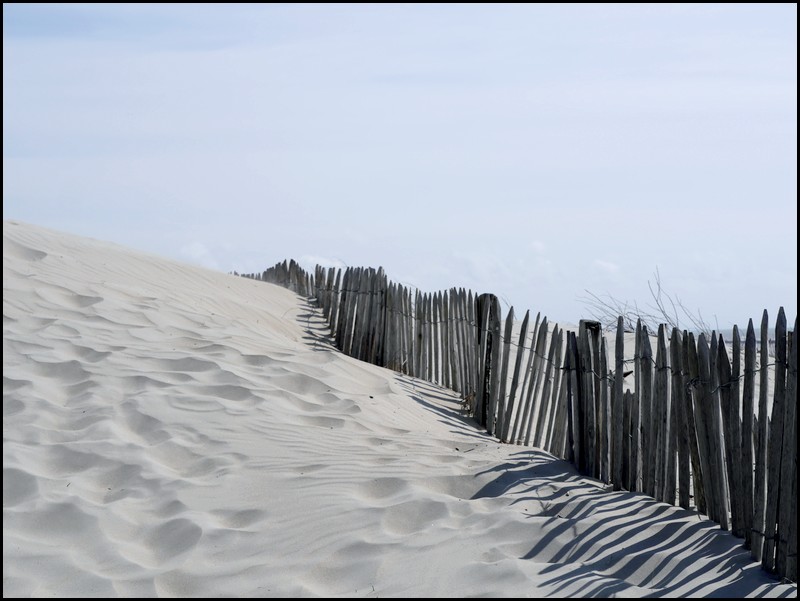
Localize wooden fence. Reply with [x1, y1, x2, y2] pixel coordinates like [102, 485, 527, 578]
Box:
[238, 259, 797, 583]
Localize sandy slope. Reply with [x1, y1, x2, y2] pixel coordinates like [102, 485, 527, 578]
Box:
[2, 220, 796, 598]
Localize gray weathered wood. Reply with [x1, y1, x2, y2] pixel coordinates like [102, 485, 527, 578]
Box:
[599, 335, 612, 485]
[387, 282, 397, 371]
[344, 268, 359, 357]
[709, 333, 731, 529]
[752, 310, 770, 562]
[763, 308, 787, 572]
[683, 330, 705, 514]
[393, 283, 404, 372]
[785, 320, 798, 582]
[741, 319, 756, 549]
[523, 318, 550, 447]
[549, 333, 569, 459]
[351, 268, 367, 359]
[671, 329, 690, 509]
[511, 313, 540, 444]
[487, 297, 503, 436]
[612, 317, 624, 490]
[622, 338, 632, 490]
[423, 290, 431, 381]
[431, 292, 440, 384]
[421, 293, 429, 381]
[495, 307, 516, 440]
[691, 334, 718, 523]
[475, 295, 492, 426]
[350, 268, 364, 359]
[699, 333, 729, 529]
[578, 323, 596, 477]
[329, 269, 341, 337]
[718, 336, 743, 537]
[640, 326, 654, 496]
[624, 389, 633, 489]
[459, 290, 470, 395]
[664, 341, 678, 506]
[651, 325, 668, 502]
[452, 289, 464, 394]
[458, 290, 469, 397]
[415, 289, 424, 378]
[371, 270, 386, 365]
[431, 291, 438, 383]
[501, 310, 530, 442]
[464, 290, 478, 398]
[343, 269, 359, 356]
[730, 327, 744, 536]
[362, 268, 376, 361]
[566, 332, 580, 465]
[732, 325, 743, 531]
[534, 326, 560, 449]
[442, 290, 451, 387]
[632, 319, 642, 491]
[590, 323, 603, 481]
[334, 268, 349, 350]
[776, 315, 796, 577]
[402, 286, 413, 375]
[459, 289, 471, 398]
[545, 329, 565, 454]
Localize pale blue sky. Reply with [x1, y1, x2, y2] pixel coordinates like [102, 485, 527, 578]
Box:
[3, 4, 797, 329]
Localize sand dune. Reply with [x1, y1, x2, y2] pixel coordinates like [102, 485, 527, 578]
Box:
[3, 220, 796, 598]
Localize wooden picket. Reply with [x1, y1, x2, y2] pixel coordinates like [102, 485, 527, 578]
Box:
[246, 259, 796, 583]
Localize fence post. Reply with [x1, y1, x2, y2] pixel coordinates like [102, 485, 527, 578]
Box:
[776, 317, 796, 578]
[698, 334, 729, 529]
[652, 325, 667, 502]
[511, 314, 540, 444]
[432, 292, 441, 385]
[475, 294, 492, 427]
[741, 320, 756, 549]
[501, 310, 530, 442]
[783, 318, 797, 582]
[578, 322, 597, 477]
[719, 336, 743, 536]
[711, 333, 732, 529]
[534, 326, 560, 449]
[522, 318, 549, 447]
[565, 332, 580, 466]
[640, 326, 654, 496]
[495, 308, 515, 440]
[545, 329, 565, 455]
[441, 291, 452, 388]
[459, 290, 472, 400]
[681, 330, 705, 513]
[764, 309, 787, 572]
[487, 297, 503, 436]
[611, 317, 624, 490]
[671, 329, 690, 509]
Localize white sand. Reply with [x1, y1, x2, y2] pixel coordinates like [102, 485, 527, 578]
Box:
[3, 220, 796, 598]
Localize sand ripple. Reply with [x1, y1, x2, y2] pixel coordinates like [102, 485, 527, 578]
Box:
[3, 220, 796, 598]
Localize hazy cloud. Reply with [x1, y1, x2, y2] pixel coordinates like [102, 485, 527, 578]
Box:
[593, 260, 621, 274]
[3, 4, 796, 326]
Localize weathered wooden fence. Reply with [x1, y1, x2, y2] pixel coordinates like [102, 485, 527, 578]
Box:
[239, 259, 797, 583]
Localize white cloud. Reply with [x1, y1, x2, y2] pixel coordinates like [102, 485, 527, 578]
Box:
[593, 259, 621, 274]
[180, 241, 219, 270]
[298, 255, 348, 270]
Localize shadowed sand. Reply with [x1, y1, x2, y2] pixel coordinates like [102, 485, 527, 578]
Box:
[3, 220, 796, 598]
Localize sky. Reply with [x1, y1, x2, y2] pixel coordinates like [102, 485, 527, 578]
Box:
[3, 4, 797, 330]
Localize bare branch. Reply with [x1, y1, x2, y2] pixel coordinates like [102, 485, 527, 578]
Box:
[580, 268, 713, 337]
